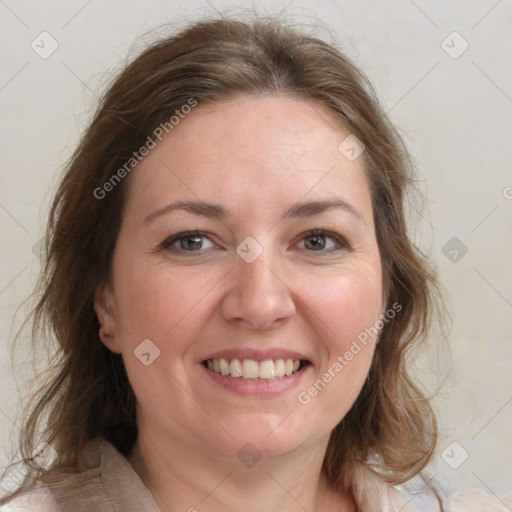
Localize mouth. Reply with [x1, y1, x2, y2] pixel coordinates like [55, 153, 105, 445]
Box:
[201, 357, 311, 381]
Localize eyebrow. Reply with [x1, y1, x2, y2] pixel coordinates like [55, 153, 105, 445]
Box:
[143, 198, 364, 224]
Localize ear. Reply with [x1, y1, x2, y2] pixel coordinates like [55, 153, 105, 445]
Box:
[94, 282, 121, 354]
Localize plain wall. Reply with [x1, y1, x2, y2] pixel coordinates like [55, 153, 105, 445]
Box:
[1, 0, 511, 504]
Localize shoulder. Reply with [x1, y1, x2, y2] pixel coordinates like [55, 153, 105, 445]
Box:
[2, 437, 156, 512]
[0, 437, 107, 512]
[449, 488, 512, 511]
[348, 462, 417, 511]
[347, 462, 512, 511]
[0, 487, 62, 512]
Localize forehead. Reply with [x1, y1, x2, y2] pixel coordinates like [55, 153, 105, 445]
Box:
[125, 94, 373, 223]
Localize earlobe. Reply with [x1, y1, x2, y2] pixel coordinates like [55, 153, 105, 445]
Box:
[94, 283, 121, 353]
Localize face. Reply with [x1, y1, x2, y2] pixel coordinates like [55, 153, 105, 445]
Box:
[95, 94, 384, 462]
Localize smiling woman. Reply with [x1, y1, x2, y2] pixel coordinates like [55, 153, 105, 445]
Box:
[0, 14, 469, 512]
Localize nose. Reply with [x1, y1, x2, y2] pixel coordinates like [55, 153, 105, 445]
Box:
[221, 248, 296, 331]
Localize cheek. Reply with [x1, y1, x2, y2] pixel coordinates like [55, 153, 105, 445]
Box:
[296, 264, 383, 415]
[111, 262, 223, 409]
[305, 264, 383, 350]
[112, 258, 224, 352]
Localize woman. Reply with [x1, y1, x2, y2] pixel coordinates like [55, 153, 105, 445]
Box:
[1, 15, 501, 512]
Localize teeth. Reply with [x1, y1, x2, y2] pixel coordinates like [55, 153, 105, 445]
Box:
[230, 358, 242, 377]
[219, 358, 230, 375]
[242, 359, 259, 379]
[274, 359, 285, 376]
[205, 358, 304, 379]
[259, 360, 275, 379]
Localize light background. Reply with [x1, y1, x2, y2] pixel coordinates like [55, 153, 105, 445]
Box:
[0, 0, 511, 506]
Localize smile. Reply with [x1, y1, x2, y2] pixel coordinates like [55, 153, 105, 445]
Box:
[203, 358, 308, 380]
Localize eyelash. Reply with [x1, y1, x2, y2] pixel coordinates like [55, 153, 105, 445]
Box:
[157, 229, 351, 256]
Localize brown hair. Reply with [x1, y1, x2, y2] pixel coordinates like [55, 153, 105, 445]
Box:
[2, 14, 448, 506]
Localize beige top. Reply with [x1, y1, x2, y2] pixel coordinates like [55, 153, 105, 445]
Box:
[1, 438, 510, 511]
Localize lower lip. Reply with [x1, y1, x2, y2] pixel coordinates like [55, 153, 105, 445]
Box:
[199, 363, 310, 396]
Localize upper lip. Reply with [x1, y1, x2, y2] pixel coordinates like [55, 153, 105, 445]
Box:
[200, 348, 311, 363]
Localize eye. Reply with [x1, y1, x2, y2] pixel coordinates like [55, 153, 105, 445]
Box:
[159, 231, 216, 253]
[296, 229, 349, 253]
[157, 229, 350, 256]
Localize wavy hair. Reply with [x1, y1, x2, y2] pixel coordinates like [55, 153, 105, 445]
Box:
[1, 15, 448, 506]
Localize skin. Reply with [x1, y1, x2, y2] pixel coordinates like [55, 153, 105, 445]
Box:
[95, 93, 385, 512]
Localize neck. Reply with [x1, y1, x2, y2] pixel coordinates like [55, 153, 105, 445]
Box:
[127, 429, 356, 512]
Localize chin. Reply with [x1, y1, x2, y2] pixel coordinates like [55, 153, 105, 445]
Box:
[206, 410, 327, 463]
